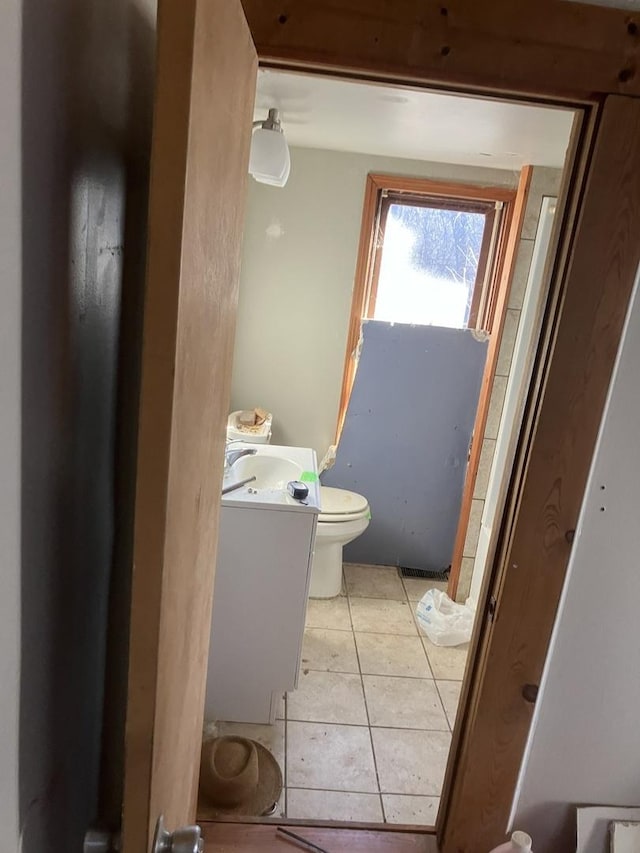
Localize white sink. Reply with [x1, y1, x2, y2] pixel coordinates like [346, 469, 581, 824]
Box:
[231, 453, 301, 489]
[221, 444, 320, 512]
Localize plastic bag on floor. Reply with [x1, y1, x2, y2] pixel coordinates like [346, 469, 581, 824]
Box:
[416, 588, 476, 647]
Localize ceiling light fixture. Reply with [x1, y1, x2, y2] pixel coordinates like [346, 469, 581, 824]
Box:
[249, 108, 291, 188]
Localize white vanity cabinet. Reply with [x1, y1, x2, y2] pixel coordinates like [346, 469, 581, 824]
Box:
[205, 445, 320, 725]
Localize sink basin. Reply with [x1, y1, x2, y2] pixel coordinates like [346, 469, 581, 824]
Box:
[221, 444, 320, 512]
[229, 453, 301, 489]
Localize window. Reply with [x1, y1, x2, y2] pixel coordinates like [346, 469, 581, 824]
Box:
[372, 196, 497, 329]
[337, 174, 517, 440]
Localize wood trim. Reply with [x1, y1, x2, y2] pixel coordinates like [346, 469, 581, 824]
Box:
[207, 814, 434, 833]
[336, 173, 518, 442]
[368, 173, 517, 203]
[335, 174, 379, 441]
[201, 822, 438, 852]
[447, 166, 532, 600]
[121, 2, 196, 846]
[364, 193, 391, 317]
[440, 95, 640, 852]
[478, 206, 509, 332]
[467, 206, 497, 330]
[242, 0, 640, 99]
[121, 1, 257, 850]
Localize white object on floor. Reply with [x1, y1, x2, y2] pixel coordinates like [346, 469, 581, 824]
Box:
[309, 486, 370, 598]
[577, 807, 640, 853]
[611, 822, 640, 853]
[416, 588, 476, 646]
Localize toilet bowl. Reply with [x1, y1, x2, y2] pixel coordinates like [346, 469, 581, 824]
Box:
[309, 486, 370, 598]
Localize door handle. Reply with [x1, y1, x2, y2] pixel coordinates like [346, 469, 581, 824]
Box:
[153, 816, 204, 853]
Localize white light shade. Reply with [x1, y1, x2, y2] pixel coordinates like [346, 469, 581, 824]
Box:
[249, 127, 291, 187]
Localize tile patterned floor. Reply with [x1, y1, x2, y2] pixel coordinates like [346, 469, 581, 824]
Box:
[219, 564, 469, 825]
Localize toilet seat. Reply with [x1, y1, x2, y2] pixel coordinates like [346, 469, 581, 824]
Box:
[319, 486, 370, 524]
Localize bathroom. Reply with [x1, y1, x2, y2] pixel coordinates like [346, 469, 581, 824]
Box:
[199, 69, 572, 827]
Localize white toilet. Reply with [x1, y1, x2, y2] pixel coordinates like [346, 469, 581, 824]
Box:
[309, 486, 370, 598]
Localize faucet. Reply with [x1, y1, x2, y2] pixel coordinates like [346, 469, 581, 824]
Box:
[224, 442, 257, 469]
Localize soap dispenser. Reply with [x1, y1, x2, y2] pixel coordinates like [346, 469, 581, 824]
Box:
[489, 831, 533, 852]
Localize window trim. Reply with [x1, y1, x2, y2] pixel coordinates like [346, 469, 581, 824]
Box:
[336, 174, 517, 442]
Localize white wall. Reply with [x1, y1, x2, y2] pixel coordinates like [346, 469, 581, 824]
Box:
[0, 0, 22, 847]
[232, 146, 518, 458]
[511, 270, 640, 852]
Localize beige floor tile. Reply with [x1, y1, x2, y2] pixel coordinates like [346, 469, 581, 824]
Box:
[275, 693, 285, 720]
[371, 727, 451, 796]
[287, 721, 378, 792]
[363, 676, 448, 731]
[437, 680, 463, 730]
[305, 596, 352, 631]
[355, 632, 432, 679]
[422, 639, 469, 681]
[287, 670, 368, 725]
[402, 577, 448, 602]
[344, 564, 405, 600]
[216, 720, 285, 772]
[301, 628, 359, 673]
[287, 788, 383, 822]
[383, 794, 440, 825]
[349, 597, 417, 635]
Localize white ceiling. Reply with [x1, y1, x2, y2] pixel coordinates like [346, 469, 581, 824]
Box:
[254, 70, 574, 170]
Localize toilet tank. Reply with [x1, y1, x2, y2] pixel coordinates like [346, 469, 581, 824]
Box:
[226, 409, 272, 444]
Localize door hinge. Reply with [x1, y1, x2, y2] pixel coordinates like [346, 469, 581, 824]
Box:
[83, 828, 120, 853]
[487, 595, 497, 621]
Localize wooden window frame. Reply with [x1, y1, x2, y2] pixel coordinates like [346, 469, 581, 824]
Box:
[337, 174, 517, 442]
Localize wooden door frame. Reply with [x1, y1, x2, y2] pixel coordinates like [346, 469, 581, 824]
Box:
[236, 3, 640, 850]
